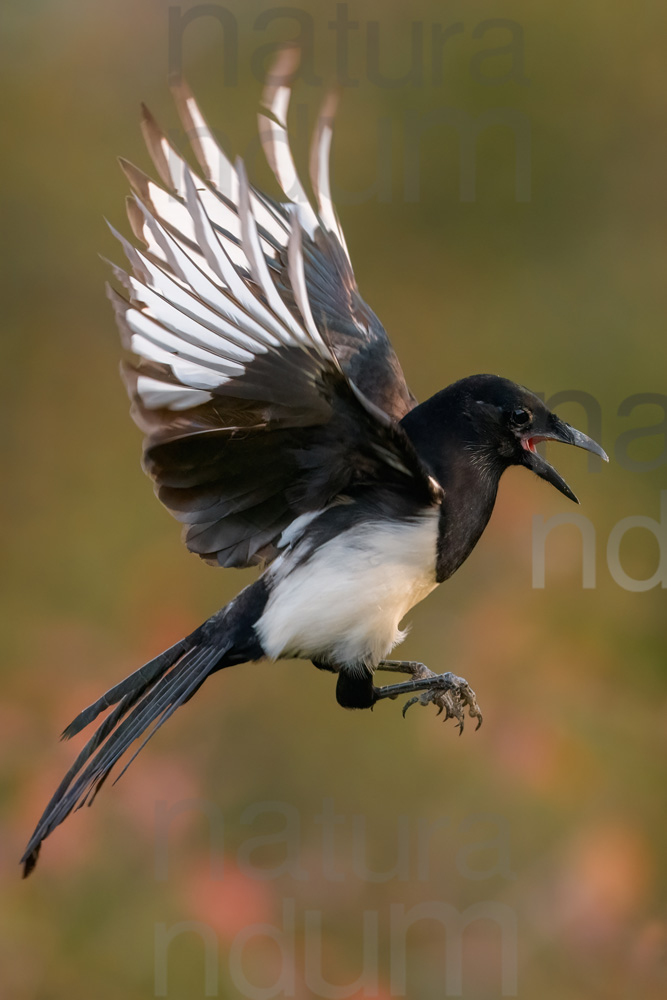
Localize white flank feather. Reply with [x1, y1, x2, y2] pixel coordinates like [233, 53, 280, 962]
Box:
[256, 511, 440, 667]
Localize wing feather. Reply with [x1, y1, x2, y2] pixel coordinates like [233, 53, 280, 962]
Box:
[108, 53, 436, 568]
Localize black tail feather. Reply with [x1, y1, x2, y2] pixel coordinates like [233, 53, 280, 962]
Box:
[21, 579, 269, 877]
[21, 631, 228, 877]
[61, 637, 190, 741]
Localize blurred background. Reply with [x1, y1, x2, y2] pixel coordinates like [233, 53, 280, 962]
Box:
[2, 1, 666, 997]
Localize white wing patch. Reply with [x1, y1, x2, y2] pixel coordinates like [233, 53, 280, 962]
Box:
[113, 59, 350, 414]
[135, 376, 213, 411]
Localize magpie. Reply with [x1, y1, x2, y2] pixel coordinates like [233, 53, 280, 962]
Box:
[21, 50, 607, 875]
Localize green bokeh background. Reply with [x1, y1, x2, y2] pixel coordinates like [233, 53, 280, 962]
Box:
[2, 1, 666, 997]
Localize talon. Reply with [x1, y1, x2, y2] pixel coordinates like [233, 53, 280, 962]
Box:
[402, 696, 419, 717]
[438, 691, 455, 720]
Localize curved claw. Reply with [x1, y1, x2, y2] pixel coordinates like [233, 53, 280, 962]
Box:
[450, 704, 465, 733]
[402, 696, 420, 717]
[440, 692, 456, 721]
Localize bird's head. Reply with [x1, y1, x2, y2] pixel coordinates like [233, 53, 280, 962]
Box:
[449, 374, 608, 503]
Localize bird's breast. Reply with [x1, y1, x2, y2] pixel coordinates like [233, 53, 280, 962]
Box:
[255, 509, 440, 668]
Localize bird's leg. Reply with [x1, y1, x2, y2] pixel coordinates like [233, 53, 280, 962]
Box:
[373, 660, 483, 732]
[375, 659, 432, 677]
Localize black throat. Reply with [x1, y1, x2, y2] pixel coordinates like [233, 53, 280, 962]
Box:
[401, 390, 506, 583]
[432, 453, 500, 582]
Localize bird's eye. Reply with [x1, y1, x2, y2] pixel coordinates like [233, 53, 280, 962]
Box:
[510, 408, 531, 427]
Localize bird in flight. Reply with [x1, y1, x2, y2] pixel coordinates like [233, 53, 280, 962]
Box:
[22, 50, 607, 875]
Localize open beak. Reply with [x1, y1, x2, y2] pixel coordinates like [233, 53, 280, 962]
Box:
[520, 417, 609, 504]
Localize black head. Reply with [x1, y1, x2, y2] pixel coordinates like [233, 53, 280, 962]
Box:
[411, 374, 608, 503]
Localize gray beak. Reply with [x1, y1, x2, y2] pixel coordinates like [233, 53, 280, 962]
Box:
[521, 417, 609, 504]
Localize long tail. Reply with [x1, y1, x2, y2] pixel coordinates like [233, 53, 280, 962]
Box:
[21, 584, 266, 876]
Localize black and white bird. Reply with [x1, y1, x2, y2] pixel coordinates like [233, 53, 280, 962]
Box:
[22, 51, 607, 875]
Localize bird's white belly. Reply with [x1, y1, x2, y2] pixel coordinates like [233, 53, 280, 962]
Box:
[255, 510, 440, 667]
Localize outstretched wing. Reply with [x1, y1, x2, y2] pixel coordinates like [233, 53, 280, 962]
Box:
[254, 48, 416, 417]
[109, 57, 437, 569]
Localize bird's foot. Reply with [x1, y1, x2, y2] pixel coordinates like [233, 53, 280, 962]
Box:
[401, 672, 483, 732]
[374, 661, 483, 733]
